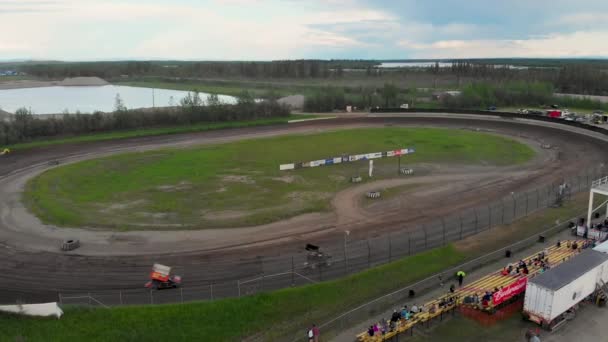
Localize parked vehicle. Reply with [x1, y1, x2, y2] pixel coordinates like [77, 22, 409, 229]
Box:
[523, 250, 608, 330]
[145, 264, 182, 290]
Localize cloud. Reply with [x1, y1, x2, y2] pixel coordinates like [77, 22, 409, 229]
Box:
[1, 0, 608, 59]
[0, 0, 66, 14]
[400, 30, 608, 58]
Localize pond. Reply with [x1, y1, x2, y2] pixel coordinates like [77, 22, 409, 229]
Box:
[0, 85, 237, 114]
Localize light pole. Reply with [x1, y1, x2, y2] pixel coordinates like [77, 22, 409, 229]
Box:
[344, 230, 350, 274]
[511, 192, 516, 220]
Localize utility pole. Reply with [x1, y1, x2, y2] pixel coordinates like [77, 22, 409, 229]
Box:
[344, 230, 350, 274]
[398, 154, 401, 175]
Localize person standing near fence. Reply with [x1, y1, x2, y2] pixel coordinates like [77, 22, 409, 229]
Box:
[312, 324, 320, 342]
[457, 270, 466, 286]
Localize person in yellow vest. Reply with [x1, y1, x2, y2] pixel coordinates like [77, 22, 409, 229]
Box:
[456, 270, 466, 286]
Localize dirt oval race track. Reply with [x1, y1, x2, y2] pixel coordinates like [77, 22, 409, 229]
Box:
[1, 114, 607, 305]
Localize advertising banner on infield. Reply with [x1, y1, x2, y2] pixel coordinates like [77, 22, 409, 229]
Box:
[279, 147, 415, 171]
[492, 277, 527, 306]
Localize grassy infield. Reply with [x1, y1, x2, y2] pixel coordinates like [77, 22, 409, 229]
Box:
[24, 128, 534, 230]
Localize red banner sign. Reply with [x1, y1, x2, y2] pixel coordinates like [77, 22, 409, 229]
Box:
[492, 277, 528, 306]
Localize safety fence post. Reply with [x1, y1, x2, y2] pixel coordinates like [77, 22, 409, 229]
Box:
[237, 280, 241, 297]
[488, 205, 492, 229]
[291, 256, 295, 287]
[408, 233, 411, 255]
[441, 218, 446, 246]
[501, 199, 505, 224]
[58, 293, 62, 305]
[150, 291, 153, 304]
[210, 284, 214, 300]
[180, 287, 184, 303]
[423, 225, 428, 249]
[119, 291, 123, 305]
[367, 239, 371, 268]
[459, 216, 463, 239]
[474, 210, 479, 233]
[88, 293, 91, 307]
[512, 195, 516, 221]
[388, 233, 392, 262]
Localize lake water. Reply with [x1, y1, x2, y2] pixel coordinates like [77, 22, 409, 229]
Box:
[378, 62, 530, 70]
[0, 85, 237, 114]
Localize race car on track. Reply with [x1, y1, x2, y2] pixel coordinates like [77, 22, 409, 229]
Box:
[0, 148, 10, 156]
[145, 263, 182, 290]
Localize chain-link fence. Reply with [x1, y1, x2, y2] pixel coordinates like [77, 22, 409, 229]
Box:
[292, 198, 608, 342]
[54, 167, 605, 311]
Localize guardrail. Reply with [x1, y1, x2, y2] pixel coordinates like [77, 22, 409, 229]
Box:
[592, 176, 608, 188]
[370, 107, 608, 137]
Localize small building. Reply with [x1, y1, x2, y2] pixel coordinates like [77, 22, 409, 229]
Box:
[431, 90, 462, 101]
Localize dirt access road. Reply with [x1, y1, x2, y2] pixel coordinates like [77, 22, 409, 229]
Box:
[0, 114, 607, 304]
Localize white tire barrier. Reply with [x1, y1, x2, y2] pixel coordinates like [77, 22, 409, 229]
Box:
[400, 168, 414, 175]
[61, 239, 80, 251]
[351, 176, 362, 183]
[541, 144, 552, 149]
[366, 191, 381, 199]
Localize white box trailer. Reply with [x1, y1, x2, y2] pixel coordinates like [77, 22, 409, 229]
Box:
[594, 239, 608, 254]
[523, 250, 608, 329]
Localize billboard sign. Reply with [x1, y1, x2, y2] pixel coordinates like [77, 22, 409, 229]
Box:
[492, 277, 527, 306]
[279, 147, 415, 171]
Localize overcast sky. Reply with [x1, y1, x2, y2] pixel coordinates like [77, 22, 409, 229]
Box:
[2, 0, 608, 60]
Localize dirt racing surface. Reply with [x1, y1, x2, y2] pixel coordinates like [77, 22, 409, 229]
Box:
[1, 114, 607, 304]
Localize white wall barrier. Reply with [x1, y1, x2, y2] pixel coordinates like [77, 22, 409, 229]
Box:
[0, 302, 63, 318]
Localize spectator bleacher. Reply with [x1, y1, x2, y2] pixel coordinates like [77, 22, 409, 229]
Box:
[356, 240, 584, 341]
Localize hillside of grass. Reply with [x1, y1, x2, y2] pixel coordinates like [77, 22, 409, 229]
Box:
[0, 245, 466, 342]
[3, 195, 599, 341]
[7, 115, 316, 151]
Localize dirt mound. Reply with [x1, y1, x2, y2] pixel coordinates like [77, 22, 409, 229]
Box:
[278, 94, 304, 109]
[0, 108, 12, 120]
[58, 77, 109, 86]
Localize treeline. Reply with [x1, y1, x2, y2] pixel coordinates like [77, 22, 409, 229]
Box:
[19, 60, 377, 80]
[302, 81, 608, 112]
[440, 82, 608, 110]
[556, 64, 608, 95]
[304, 84, 418, 112]
[0, 95, 289, 146]
[440, 82, 553, 108]
[17, 60, 608, 95]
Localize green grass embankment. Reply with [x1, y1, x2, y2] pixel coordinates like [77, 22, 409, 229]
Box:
[3, 193, 598, 341]
[7, 115, 316, 151]
[0, 245, 466, 342]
